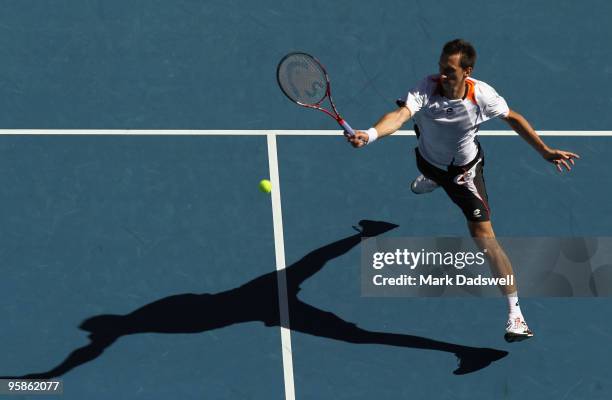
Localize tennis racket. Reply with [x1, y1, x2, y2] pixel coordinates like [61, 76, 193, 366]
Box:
[276, 52, 355, 137]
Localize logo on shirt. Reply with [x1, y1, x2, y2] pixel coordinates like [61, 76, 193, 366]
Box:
[473, 209, 481, 218]
[445, 107, 454, 115]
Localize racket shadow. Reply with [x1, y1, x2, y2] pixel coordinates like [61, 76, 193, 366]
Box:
[1, 220, 507, 379]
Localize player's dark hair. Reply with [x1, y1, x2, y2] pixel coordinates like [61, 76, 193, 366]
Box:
[442, 39, 477, 69]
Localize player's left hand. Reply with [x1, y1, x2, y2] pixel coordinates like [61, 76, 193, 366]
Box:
[541, 148, 580, 172]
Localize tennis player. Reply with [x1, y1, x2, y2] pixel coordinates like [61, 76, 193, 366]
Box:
[348, 39, 579, 342]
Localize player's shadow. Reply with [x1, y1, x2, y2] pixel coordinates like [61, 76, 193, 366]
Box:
[2, 220, 507, 378]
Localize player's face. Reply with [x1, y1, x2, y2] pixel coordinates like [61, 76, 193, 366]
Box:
[438, 53, 471, 94]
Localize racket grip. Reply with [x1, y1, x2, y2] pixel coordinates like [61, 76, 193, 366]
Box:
[338, 119, 355, 137]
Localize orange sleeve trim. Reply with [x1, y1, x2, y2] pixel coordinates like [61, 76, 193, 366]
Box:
[465, 79, 477, 105]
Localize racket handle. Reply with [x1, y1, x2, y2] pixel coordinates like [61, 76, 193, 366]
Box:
[338, 119, 355, 137]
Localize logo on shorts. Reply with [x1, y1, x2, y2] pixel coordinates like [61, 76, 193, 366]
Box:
[473, 209, 481, 218]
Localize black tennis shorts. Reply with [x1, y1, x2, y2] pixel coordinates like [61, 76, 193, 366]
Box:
[415, 144, 491, 222]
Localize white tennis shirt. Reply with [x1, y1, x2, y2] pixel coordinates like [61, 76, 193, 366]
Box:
[405, 75, 509, 169]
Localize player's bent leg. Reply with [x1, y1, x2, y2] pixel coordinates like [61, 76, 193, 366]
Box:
[412, 147, 443, 194]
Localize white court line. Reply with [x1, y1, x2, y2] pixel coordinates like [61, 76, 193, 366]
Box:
[266, 134, 296, 400]
[0, 129, 612, 136]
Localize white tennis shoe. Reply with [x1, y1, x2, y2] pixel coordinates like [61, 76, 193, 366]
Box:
[504, 315, 534, 342]
[410, 174, 439, 194]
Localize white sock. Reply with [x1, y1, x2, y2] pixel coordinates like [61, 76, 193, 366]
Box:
[507, 291, 523, 317]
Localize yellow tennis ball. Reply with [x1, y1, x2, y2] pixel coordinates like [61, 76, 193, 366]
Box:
[259, 179, 272, 193]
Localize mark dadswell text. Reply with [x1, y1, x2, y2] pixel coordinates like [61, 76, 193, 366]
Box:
[372, 274, 514, 287]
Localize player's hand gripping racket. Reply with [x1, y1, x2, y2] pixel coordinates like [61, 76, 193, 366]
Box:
[276, 52, 355, 137]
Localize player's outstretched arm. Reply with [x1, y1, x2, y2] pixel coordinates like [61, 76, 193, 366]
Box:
[502, 109, 580, 172]
[348, 107, 412, 148]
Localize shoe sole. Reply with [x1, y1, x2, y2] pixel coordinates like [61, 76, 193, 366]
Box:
[504, 332, 534, 343]
[410, 182, 438, 195]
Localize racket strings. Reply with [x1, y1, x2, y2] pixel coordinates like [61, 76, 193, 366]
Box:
[277, 54, 328, 105]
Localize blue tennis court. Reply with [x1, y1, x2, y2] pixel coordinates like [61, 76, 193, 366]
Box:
[1, 1, 611, 399]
